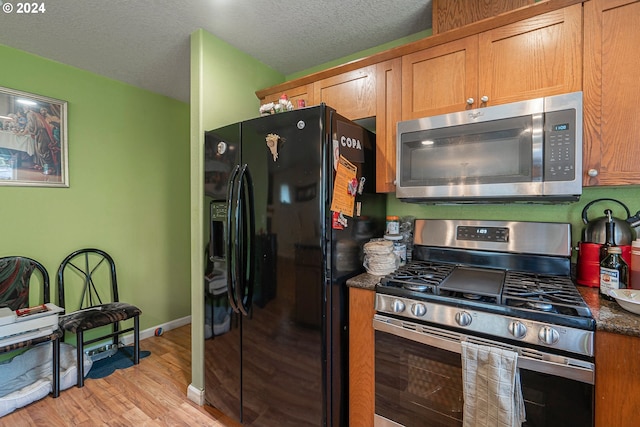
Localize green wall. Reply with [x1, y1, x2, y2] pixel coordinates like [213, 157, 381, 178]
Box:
[189, 29, 283, 394]
[0, 44, 191, 330]
[387, 187, 640, 255]
[286, 29, 432, 80]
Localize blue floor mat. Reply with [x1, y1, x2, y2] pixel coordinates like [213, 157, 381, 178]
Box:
[86, 346, 150, 380]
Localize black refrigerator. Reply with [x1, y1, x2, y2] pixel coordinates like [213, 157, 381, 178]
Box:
[203, 104, 385, 426]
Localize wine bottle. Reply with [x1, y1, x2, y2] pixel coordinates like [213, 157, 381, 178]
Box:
[600, 209, 616, 262]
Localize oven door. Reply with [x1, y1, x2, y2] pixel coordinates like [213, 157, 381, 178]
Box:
[373, 315, 594, 427]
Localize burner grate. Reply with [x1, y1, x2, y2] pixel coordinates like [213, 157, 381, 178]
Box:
[502, 272, 591, 317]
[380, 260, 454, 293]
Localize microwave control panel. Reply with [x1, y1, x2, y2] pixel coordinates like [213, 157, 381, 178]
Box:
[544, 109, 576, 181]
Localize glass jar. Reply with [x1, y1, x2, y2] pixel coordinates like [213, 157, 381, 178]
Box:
[386, 215, 400, 235]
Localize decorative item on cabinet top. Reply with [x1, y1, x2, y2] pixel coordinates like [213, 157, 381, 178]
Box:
[259, 93, 294, 116]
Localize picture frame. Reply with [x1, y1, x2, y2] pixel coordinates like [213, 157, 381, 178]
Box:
[0, 86, 68, 187]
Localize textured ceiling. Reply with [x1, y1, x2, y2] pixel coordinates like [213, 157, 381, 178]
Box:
[0, 0, 432, 103]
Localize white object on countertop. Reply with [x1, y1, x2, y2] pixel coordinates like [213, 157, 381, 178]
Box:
[363, 239, 398, 275]
[461, 341, 526, 427]
[609, 289, 640, 315]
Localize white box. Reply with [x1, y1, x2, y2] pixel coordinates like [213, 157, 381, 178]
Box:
[0, 303, 63, 340]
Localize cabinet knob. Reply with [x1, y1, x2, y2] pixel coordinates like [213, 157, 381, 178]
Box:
[587, 169, 599, 177]
[466, 97, 475, 105]
[480, 95, 489, 103]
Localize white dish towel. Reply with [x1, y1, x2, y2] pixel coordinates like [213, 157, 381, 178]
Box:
[461, 341, 526, 427]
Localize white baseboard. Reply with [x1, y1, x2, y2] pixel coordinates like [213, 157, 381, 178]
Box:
[187, 383, 205, 405]
[83, 315, 192, 351]
[121, 315, 192, 345]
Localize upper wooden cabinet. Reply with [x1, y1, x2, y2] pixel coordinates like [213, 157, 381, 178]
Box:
[313, 66, 376, 121]
[375, 58, 402, 193]
[402, 35, 479, 119]
[432, 0, 534, 34]
[260, 83, 315, 109]
[402, 4, 583, 120]
[583, 0, 640, 186]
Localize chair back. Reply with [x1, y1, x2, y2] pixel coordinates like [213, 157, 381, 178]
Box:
[57, 248, 119, 311]
[0, 256, 50, 310]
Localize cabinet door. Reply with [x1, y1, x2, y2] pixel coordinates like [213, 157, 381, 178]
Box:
[478, 3, 582, 107]
[313, 66, 376, 120]
[260, 83, 315, 109]
[375, 58, 402, 193]
[595, 330, 640, 427]
[349, 287, 376, 427]
[583, 0, 640, 186]
[402, 36, 479, 119]
[433, 0, 534, 34]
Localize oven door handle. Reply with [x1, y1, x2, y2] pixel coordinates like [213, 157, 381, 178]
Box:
[373, 315, 594, 385]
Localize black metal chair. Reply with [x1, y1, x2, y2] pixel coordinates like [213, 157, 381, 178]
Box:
[0, 256, 62, 397]
[57, 248, 142, 387]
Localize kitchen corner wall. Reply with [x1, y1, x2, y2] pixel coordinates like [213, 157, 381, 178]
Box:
[0, 44, 191, 333]
[189, 29, 283, 394]
[386, 186, 640, 253]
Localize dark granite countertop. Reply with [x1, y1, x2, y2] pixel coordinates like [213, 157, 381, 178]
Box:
[346, 272, 381, 291]
[578, 286, 640, 337]
[347, 273, 640, 338]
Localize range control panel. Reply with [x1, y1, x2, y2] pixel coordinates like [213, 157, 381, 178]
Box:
[456, 226, 509, 242]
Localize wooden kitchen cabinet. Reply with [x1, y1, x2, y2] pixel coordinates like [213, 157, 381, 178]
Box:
[583, 0, 640, 186]
[313, 65, 377, 121]
[375, 58, 402, 193]
[402, 35, 479, 119]
[259, 83, 315, 109]
[402, 3, 582, 120]
[595, 330, 640, 427]
[349, 286, 376, 427]
[432, 0, 534, 34]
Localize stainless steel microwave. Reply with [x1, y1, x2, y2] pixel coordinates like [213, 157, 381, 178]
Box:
[396, 91, 583, 203]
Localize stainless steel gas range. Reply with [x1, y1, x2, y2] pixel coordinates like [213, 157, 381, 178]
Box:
[373, 219, 595, 427]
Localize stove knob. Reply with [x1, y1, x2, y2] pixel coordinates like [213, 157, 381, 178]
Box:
[391, 299, 406, 313]
[538, 326, 560, 345]
[508, 321, 527, 339]
[455, 311, 472, 327]
[411, 303, 427, 317]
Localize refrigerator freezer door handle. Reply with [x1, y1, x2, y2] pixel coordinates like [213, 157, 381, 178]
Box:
[226, 164, 241, 313]
[235, 164, 256, 316]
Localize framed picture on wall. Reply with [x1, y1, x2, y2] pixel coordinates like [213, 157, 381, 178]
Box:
[0, 86, 68, 187]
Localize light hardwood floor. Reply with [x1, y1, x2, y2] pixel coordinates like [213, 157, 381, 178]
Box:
[2, 324, 236, 427]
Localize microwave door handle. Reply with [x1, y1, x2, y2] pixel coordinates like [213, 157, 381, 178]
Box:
[226, 165, 241, 313]
[531, 112, 544, 182]
[235, 164, 255, 317]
